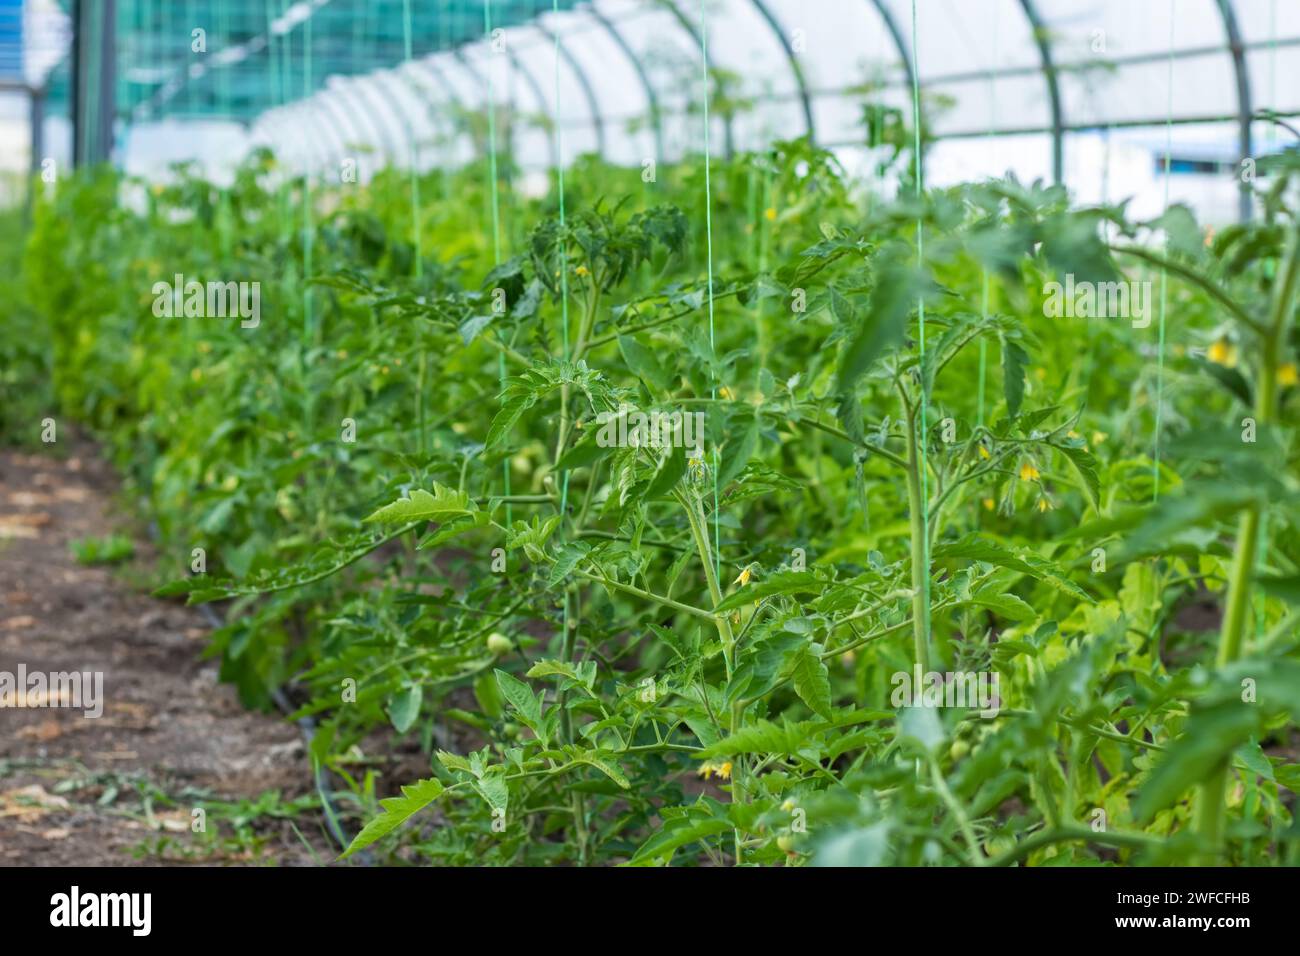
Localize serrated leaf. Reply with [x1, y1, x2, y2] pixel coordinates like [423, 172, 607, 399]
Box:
[714, 570, 823, 613]
[1001, 337, 1028, 418]
[717, 417, 760, 488]
[645, 443, 688, 499]
[365, 483, 475, 524]
[618, 335, 672, 391]
[472, 774, 509, 815]
[494, 669, 542, 727]
[1134, 701, 1260, 823]
[548, 541, 591, 587]
[340, 778, 444, 858]
[388, 684, 422, 733]
[569, 749, 631, 789]
[833, 259, 915, 394]
[932, 534, 1091, 601]
[789, 646, 832, 719]
[1054, 442, 1101, 514]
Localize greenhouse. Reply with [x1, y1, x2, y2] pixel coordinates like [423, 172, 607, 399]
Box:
[0, 0, 1298, 884]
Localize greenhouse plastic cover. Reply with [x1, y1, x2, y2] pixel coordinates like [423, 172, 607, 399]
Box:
[36, 1, 1300, 193]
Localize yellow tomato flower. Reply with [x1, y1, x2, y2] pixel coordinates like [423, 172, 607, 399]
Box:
[1019, 462, 1040, 482]
[1091, 430, 1107, 446]
[575, 264, 590, 277]
[978, 445, 991, 460]
[734, 565, 753, 587]
[719, 386, 735, 400]
[717, 761, 733, 780]
[1279, 363, 1298, 387]
[764, 207, 777, 222]
[982, 497, 995, 511]
[1037, 497, 1052, 513]
[1207, 338, 1238, 368]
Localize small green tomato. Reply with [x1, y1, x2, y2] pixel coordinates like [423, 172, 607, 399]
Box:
[777, 834, 796, 854]
[486, 632, 513, 656]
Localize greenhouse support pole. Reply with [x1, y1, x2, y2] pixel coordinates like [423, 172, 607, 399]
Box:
[1018, 0, 1063, 184]
[28, 83, 44, 179]
[1217, 0, 1254, 222]
[71, 0, 117, 167]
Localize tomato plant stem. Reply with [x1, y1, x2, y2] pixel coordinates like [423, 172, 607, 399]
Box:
[904, 401, 932, 673]
[1194, 220, 1299, 863]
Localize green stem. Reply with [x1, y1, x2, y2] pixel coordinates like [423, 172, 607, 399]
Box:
[1193, 218, 1299, 864]
[903, 395, 932, 673]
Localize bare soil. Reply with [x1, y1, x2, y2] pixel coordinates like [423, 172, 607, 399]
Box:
[0, 443, 331, 866]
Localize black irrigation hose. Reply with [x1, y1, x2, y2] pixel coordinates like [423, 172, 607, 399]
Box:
[143, 515, 367, 863]
[194, 602, 368, 864]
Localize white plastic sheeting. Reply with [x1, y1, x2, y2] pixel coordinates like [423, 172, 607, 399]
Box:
[241, 0, 1300, 220]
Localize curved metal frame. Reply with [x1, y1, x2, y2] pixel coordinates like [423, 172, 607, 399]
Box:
[749, 0, 816, 141]
[371, 69, 435, 169]
[393, 59, 464, 163]
[304, 95, 351, 164]
[866, 0, 917, 95]
[1018, 0, 1065, 184]
[503, 46, 562, 171]
[1217, 0, 1254, 222]
[352, 74, 418, 164]
[422, 55, 480, 166]
[331, 79, 403, 164]
[584, 3, 664, 162]
[316, 91, 371, 160]
[533, 21, 607, 156]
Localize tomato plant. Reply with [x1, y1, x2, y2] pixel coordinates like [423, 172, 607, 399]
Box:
[6, 140, 1299, 867]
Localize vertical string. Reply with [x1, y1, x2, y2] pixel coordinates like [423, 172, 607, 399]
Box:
[1256, 0, 1279, 640]
[1153, 3, 1173, 501]
[487, 0, 511, 523]
[698, 0, 721, 582]
[909, 0, 931, 652]
[303, 10, 315, 354]
[404, 0, 426, 459]
[551, 0, 570, 643]
[978, 1, 1000, 427]
[404, 0, 423, 278]
[216, 0, 232, 257]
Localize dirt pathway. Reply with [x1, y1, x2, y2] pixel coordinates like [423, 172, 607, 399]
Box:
[0, 444, 330, 865]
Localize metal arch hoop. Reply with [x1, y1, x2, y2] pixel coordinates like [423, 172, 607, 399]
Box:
[315, 87, 372, 160]
[351, 74, 418, 163]
[390, 60, 462, 167]
[1216, 0, 1254, 222]
[496, 40, 563, 171]
[585, 2, 665, 162]
[749, 0, 816, 142]
[865, 0, 917, 96]
[330, 79, 402, 163]
[1018, 0, 1065, 184]
[533, 20, 607, 157]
